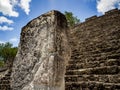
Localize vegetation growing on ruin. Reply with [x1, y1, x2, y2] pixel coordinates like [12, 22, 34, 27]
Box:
[64, 11, 80, 27]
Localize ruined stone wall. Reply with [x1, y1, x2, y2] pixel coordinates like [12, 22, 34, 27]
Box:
[0, 9, 120, 90]
[65, 8, 120, 90]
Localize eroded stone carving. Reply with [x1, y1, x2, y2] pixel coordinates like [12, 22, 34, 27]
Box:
[11, 10, 71, 90]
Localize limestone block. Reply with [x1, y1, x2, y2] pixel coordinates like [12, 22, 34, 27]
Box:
[11, 10, 70, 90]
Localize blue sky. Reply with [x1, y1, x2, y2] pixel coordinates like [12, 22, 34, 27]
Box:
[0, 0, 120, 46]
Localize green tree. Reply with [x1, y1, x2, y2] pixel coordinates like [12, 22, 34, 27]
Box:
[64, 11, 80, 27]
[0, 42, 18, 67]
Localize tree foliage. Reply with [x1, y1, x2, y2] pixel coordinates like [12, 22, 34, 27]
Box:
[64, 11, 80, 27]
[0, 42, 18, 66]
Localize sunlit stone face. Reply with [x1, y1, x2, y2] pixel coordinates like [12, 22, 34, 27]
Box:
[11, 10, 70, 90]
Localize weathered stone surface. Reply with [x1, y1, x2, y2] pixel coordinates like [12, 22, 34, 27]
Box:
[11, 10, 70, 90]
[0, 69, 12, 90]
[65, 8, 120, 90]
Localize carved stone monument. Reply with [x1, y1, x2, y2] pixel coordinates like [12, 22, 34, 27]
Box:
[11, 10, 70, 90]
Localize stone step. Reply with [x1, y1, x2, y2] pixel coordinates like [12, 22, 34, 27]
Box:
[70, 55, 103, 63]
[0, 76, 11, 80]
[0, 69, 12, 90]
[90, 45, 120, 53]
[65, 66, 120, 75]
[5, 75, 11, 77]
[68, 60, 83, 64]
[69, 53, 120, 62]
[100, 46, 120, 53]
[0, 80, 10, 84]
[71, 48, 120, 60]
[67, 59, 120, 70]
[107, 53, 120, 59]
[65, 82, 120, 90]
[0, 85, 11, 90]
[71, 51, 120, 59]
[65, 75, 120, 83]
[0, 67, 7, 72]
[70, 56, 82, 60]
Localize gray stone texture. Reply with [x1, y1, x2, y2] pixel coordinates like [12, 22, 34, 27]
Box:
[11, 10, 70, 90]
[65, 8, 120, 90]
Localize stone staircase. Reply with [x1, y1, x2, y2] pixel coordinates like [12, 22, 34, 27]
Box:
[65, 27, 120, 90]
[0, 69, 12, 90]
[65, 49, 120, 90]
[65, 10, 120, 89]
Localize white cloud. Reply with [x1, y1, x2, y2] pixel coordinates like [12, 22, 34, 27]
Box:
[11, 0, 18, 6]
[0, 0, 19, 17]
[97, 0, 120, 14]
[9, 37, 18, 42]
[0, 0, 32, 17]
[20, 0, 32, 15]
[0, 26, 13, 31]
[0, 16, 13, 24]
[0, 40, 5, 44]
